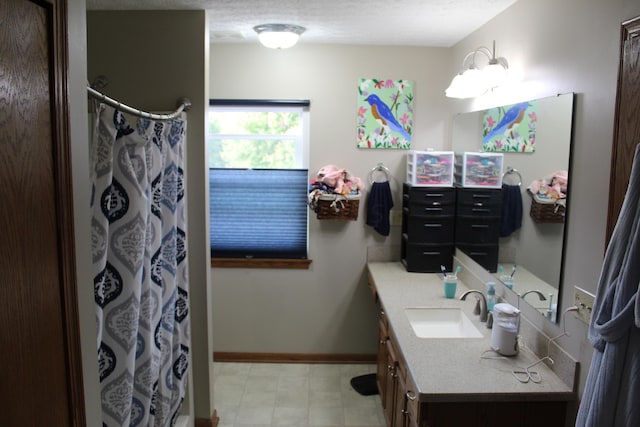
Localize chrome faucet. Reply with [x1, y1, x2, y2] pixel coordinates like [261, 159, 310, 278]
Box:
[518, 290, 547, 309]
[459, 290, 488, 322]
[521, 290, 547, 301]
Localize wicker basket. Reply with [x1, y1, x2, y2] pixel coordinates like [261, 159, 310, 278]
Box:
[315, 194, 360, 220]
[528, 190, 565, 224]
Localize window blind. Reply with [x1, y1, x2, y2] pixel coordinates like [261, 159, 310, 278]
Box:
[209, 168, 308, 259]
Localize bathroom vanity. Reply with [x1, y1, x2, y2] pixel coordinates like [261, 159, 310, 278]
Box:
[367, 262, 577, 427]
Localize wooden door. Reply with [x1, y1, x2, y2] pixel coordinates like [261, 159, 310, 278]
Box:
[0, 0, 86, 426]
[606, 16, 640, 244]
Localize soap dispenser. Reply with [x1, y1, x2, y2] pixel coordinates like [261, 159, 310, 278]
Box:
[486, 281, 497, 312]
[491, 303, 520, 356]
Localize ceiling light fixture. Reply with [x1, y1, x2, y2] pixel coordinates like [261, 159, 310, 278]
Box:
[445, 41, 509, 99]
[253, 24, 306, 49]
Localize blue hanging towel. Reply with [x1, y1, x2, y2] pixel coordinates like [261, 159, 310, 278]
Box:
[366, 181, 394, 236]
[500, 184, 523, 237]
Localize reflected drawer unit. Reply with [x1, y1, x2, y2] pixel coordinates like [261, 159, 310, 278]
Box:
[455, 188, 502, 272]
[456, 243, 499, 272]
[401, 184, 455, 273]
[456, 188, 502, 217]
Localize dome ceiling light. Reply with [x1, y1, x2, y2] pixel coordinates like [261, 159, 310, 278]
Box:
[253, 23, 306, 49]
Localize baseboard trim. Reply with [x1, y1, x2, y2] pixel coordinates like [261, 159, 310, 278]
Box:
[213, 352, 376, 364]
[195, 410, 219, 427]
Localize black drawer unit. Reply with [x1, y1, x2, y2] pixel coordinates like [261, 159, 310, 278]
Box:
[456, 243, 499, 272]
[401, 235, 454, 273]
[455, 188, 502, 272]
[406, 216, 455, 243]
[401, 184, 456, 272]
[402, 187, 456, 216]
[456, 188, 502, 216]
[455, 216, 500, 244]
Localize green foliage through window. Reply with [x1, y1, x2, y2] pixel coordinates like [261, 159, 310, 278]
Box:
[207, 109, 303, 169]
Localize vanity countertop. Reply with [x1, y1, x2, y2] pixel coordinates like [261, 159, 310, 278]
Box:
[367, 262, 575, 403]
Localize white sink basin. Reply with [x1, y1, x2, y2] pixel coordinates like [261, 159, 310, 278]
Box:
[404, 307, 484, 339]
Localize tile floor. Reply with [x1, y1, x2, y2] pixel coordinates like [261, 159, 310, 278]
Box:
[213, 362, 386, 427]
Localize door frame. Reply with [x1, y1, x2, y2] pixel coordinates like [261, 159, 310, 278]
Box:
[606, 16, 640, 246]
[49, 0, 87, 424]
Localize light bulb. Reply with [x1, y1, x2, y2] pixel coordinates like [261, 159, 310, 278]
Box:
[484, 62, 508, 89]
[257, 31, 300, 49]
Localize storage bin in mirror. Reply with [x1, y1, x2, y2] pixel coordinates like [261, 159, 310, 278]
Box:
[451, 93, 575, 323]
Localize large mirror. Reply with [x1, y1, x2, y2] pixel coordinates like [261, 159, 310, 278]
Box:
[452, 93, 574, 323]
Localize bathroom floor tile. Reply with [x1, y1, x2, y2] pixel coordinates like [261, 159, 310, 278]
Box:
[213, 362, 384, 427]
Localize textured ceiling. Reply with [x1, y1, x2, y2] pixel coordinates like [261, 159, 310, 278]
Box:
[86, 0, 519, 47]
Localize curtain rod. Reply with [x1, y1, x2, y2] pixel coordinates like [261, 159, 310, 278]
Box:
[87, 86, 191, 121]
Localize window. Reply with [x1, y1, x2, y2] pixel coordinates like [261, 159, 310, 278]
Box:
[207, 100, 311, 268]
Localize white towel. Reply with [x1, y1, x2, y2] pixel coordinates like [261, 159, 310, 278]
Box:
[576, 144, 640, 426]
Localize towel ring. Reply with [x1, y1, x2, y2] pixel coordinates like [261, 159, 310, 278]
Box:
[503, 167, 522, 186]
[369, 163, 391, 184]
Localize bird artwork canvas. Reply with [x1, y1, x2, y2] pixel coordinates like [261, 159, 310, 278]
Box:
[482, 100, 538, 152]
[357, 78, 414, 149]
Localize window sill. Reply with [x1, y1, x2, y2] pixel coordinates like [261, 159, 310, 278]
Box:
[211, 258, 313, 269]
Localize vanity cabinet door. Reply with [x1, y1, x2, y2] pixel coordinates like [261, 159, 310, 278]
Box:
[423, 400, 568, 427]
[394, 368, 409, 427]
[376, 316, 389, 409]
[383, 338, 399, 427]
[404, 373, 421, 427]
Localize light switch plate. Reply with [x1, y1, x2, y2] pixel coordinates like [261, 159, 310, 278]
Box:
[574, 286, 595, 324]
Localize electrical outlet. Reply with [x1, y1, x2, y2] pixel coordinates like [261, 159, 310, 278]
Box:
[574, 286, 595, 324]
[390, 209, 403, 226]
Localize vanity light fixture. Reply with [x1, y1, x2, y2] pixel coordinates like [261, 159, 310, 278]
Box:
[445, 41, 509, 99]
[253, 23, 306, 49]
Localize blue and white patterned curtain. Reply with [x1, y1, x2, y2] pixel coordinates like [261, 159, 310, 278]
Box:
[91, 103, 190, 427]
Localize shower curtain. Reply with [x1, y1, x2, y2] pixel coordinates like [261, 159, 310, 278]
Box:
[91, 103, 190, 427]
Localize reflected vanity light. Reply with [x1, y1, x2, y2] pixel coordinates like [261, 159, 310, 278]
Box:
[253, 23, 306, 49]
[446, 41, 509, 99]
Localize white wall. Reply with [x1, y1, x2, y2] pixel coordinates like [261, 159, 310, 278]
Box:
[209, 44, 452, 353]
[449, 0, 640, 397]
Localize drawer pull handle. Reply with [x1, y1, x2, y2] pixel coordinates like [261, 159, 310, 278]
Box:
[406, 391, 417, 401]
[423, 224, 442, 228]
[472, 194, 491, 198]
[422, 251, 441, 256]
[473, 202, 484, 207]
[424, 207, 443, 212]
[425, 193, 444, 197]
[471, 224, 489, 228]
[431, 201, 441, 206]
[472, 208, 491, 213]
[469, 252, 489, 256]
